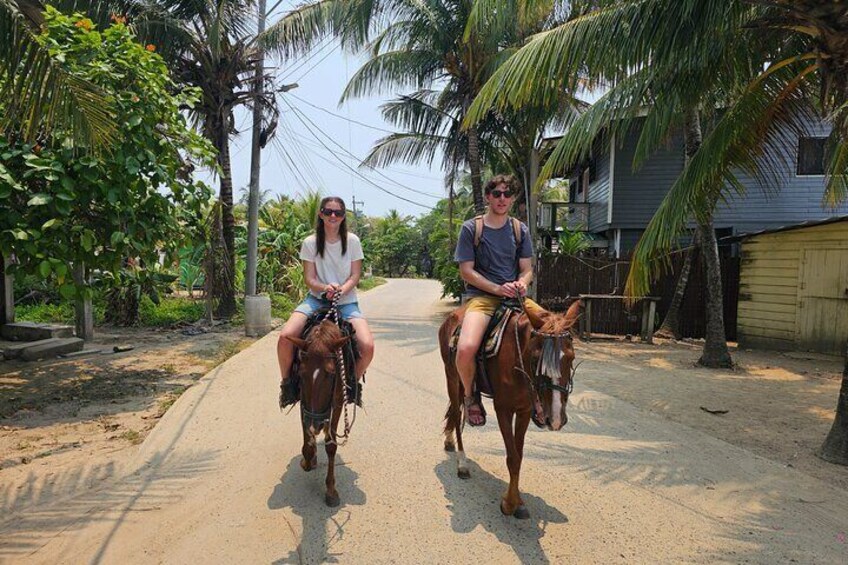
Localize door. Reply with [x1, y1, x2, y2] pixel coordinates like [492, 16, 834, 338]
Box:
[796, 248, 848, 355]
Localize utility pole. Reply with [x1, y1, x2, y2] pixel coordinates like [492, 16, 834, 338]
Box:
[351, 195, 365, 229]
[246, 0, 267, 299]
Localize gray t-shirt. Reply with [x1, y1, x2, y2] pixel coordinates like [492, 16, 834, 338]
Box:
[454, 218, 533, 297]
[299, 233, 364, 305]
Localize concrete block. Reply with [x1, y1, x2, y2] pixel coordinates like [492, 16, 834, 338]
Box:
[2, 338, 61, 359]
[1, 322, 74, 341]
[244, 295, 273, 337]
[20, 337, 84, 361]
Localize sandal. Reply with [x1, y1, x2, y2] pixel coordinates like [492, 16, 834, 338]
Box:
[279, 378, 300, 410]
[463, 396, 486, 427]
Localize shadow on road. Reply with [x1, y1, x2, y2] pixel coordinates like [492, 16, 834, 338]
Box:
[434, 457, 568, 565]
[268, 453, 365, 564]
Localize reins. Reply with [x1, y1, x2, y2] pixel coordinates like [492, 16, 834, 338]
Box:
[317, 293, 357, 446]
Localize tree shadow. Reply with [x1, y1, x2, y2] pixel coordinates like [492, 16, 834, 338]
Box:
[268, 453, 366, 564]
[434, 457, 568, 565]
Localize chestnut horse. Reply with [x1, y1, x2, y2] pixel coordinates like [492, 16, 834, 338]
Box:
[286, 320, 352, 507]
[438, 299, 581, 518]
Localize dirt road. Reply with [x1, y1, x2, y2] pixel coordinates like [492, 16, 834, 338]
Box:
[1, 279, 846, 563]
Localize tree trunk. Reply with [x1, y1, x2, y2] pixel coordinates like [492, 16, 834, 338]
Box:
[656, 231, 699, 339]
[215, 122, 237, 318]
[820, 342, 848, 465]
[467, 125, 485, 214]
[527, 147, 540, 300]
[680, 108, 732, 367]
[697, 217, 733, 368]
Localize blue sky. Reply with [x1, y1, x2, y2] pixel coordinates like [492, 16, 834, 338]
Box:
[197, 5, 448, 219]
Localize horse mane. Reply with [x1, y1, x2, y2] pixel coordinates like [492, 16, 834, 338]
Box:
[306, 320, 343, 354]
[539, 313, 576, 335]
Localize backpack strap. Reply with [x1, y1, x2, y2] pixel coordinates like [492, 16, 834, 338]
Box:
[474, 215, 523, 248]
[473, 215, 484, 248]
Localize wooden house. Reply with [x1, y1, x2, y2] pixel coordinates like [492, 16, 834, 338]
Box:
[731, 216, 848, 355]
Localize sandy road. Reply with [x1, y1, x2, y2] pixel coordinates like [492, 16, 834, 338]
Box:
[1, 278, 847, 564]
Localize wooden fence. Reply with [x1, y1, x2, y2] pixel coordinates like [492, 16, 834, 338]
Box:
[536, 252, 740, 340]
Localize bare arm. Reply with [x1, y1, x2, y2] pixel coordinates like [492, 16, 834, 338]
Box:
[302, 260, 327, 295]
[340, 259, 362, 296]
[459, 261, 509, 297]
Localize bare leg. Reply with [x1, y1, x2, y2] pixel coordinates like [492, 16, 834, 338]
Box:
[348, 317, 374, 379]
[277, 312, 309, 381]
[454, 311, 490, 425]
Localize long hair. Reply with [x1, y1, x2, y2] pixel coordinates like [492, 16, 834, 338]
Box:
[315, 196, 348, 257]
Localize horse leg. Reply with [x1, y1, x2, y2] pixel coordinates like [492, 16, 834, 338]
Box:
[300, 426, 317, 472]
[448, 365, 470, 479]
[443, 363, 460, 453]
[512, 410, 532, 518]
[495, 408, 528, 519]
[324, 430, 340, 507]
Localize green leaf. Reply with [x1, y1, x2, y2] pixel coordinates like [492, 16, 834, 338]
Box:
[27, 194, 52, 206]
[81, 232, 94, 251]
[128, 115, 143, 127]
[39, 260, 52, 278]
[111, 231, 124, 246]
[60, 176, 76, 191]
[59, 283, 77, 299]
[42, 218, 60, 230]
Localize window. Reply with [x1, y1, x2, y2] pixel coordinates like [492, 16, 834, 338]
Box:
[797, 137, 828, 176]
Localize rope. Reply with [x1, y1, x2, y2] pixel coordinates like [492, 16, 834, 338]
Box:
[323, 292, 357, 447]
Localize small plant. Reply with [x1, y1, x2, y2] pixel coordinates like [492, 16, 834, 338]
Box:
[119, 429, 143, 445]
[138, 296, 205, 327]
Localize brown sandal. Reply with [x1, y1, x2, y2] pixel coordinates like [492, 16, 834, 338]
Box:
[464, 396, 486, 427]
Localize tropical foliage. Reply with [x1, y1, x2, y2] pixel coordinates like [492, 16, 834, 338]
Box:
[0, 9, 214, 302]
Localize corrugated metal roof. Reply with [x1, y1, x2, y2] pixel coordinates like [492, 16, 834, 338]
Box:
[722, 215, 848, 242]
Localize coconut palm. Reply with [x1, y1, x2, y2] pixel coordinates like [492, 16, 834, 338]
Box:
[0, 0, 114, 149]
[468, 0, 848, 367]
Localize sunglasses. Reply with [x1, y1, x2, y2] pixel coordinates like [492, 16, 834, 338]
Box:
[490, 189, 515, 199]
[321, 208, 345, 218]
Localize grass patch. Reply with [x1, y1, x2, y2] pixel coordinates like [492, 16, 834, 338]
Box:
[156, 386, 187, 417]
[17, 301, 106, 325]
[119, 429, 143, 445]
[358, 276, 387, 292]
[139, 296, 205, 327]
[207, 339, 251, 369]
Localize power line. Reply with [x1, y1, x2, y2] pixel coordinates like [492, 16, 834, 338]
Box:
[289, 92, 398, 134]
[281, 97, 435, 210]
[286, 99, 443, 199]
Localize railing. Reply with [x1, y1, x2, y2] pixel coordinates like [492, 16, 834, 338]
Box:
[538, 202, 591, 232]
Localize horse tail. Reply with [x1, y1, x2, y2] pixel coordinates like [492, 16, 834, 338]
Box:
[444, 401, 461, 436]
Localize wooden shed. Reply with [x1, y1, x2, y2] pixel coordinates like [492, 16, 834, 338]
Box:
[733, 216, 848, 355]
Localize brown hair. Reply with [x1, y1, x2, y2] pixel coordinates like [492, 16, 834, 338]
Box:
[315, 196, 348, 257]
[484, 174, 521, 195]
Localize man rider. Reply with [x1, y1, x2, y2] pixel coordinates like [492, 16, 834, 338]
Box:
[453, 174, 546, 426]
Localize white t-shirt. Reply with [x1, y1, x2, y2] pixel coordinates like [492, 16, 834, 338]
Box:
[299, 233, 364, 305]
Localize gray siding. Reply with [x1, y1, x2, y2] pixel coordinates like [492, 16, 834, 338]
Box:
[587, 137, 610, 232]
[607, 115, 847, 238]
[611, 122, 685, 228]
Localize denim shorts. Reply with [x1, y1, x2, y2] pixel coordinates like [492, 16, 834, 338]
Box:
[294, 294, 363, 320]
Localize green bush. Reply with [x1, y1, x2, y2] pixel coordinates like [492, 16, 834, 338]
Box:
[138, 296, 205, 327]
[16, 300, 106, 325]
[270, 293, 296, 318]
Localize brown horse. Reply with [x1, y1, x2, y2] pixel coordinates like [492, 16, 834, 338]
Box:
[286, 320, 352, 507]
[438, 299, 581, 519]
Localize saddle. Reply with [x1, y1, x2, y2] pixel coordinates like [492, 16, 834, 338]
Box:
[449, 298, 523, 398]
[285, 307, 363, 408]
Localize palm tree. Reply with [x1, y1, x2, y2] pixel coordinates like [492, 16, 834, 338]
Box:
[468, 0, 848, 367]
[1, 0, 114, 150]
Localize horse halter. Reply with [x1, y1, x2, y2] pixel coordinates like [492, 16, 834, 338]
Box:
[531, 328, 575, 396]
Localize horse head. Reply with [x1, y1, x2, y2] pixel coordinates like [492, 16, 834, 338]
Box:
[286, 320, 350, 431]
[524, 300, 581, 431]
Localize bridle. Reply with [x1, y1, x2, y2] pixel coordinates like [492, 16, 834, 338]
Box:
[512, 299, 576, 419]
[298, 293, 357, 446]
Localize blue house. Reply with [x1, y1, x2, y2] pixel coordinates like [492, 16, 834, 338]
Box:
[541, 114, 848, 257]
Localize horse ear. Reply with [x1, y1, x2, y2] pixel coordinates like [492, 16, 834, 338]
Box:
[564, 299, 582, 326]
[525, 307, 547, 330]
[331, 335, 351, 350]
[285, 336, 309, 350]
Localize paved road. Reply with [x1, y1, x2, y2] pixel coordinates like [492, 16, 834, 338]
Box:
[2, 279, 847, 564]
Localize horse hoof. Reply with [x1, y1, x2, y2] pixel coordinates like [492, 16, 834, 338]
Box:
[513, 505, 530, 520]
[301, 457, 317, 472]
[325, 493, 340, 507]
[444, 442, 456, 452]
[457, 467, 470, 480]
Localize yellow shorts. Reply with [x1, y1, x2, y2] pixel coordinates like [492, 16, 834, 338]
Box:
[464, 295, 545, 317]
